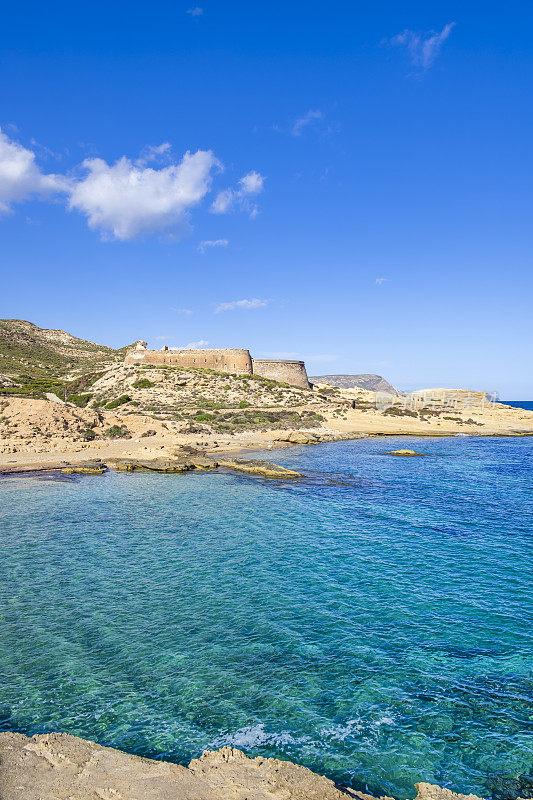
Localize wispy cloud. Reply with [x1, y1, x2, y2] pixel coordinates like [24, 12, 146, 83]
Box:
[135, 142, 172, 167]
[173, 339, 209, 349]
[257, 350, 338, 364]
[305, 354, 339, 363]
[387, 23, 455, 71]
[186, 7, 203, 15]
[211, 170, 265, 218]
[170, 307, 193, 315]
[214, 298, 269, 313]
[291, 109, 324, 137]
[258, 351, 300, 359]
[198, 238, 228, 253]
[375, 277, 389, 285]
[155, 334, 172, 341]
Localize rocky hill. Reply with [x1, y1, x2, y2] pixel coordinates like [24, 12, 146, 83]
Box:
[310, 373, 399, 394]
[76, 362, 327, 435]
[0, 319, 130, 398]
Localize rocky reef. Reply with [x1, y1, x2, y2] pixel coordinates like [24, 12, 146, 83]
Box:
[0, 732, 489, 800]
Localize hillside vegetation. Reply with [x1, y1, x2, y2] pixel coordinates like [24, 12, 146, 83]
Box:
[0, 319, 128, 398]
[86, 363, 328, 433]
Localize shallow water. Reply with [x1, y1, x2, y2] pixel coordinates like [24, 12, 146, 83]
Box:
[0, 436, 532, 798]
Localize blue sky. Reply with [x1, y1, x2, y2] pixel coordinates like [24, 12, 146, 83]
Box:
[1, 1, 532, 397]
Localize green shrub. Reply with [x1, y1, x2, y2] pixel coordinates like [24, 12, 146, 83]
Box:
[238, 400, 250, 408]
[80, 428, 96, 441]
[383, 406, 418, 417]
[132, 378, 155, 389]
[105, 394, 131, 410]
[67, 393, 93, 408]
[104, 425, 130, 438]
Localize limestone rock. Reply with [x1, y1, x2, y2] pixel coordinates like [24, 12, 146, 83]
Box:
[61, 461, 107, 475]
[105, 447, 218, 473]
[218, 457, 301, 479]
[0, 732, 488, 800]
[275, 430, 320, 445]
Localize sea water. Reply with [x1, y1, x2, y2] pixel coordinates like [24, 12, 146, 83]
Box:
[0, 436, 531, 798]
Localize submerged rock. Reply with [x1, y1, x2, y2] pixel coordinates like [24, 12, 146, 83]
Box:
[60, 461, 107, 475]
[60, 466, 107, 475]
[387, 449, 426, 457]
[0, 732, 489, 800]
[217, 458, 302, 479]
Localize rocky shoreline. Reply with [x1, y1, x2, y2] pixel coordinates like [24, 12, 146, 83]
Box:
[0, 446, 304, 480]
[1, 423, 533, 479]
[0, 732, 489, 800]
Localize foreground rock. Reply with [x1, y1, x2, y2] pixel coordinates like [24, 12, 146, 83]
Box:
[104, 447, 302, 479]
[0, 732, 487, 800]
[106, 447, 217, 473]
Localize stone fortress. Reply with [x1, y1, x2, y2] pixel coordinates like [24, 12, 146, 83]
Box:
[124, 342, 310, 389]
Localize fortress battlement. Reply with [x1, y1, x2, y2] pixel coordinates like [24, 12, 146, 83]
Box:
[124, 343, 310, 389]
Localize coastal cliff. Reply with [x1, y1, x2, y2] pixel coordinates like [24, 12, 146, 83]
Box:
[0, 732, 488, 800]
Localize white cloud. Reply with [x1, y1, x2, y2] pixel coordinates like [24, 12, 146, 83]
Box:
[389, 23, 455, 70]
[170, 339, 209, 349]
[375, 277, 389, 285]
[170, 307, 193, 315]
[238, 170, 264, 194]
[214, 298, 269, 313]
[211, 170, 265, 217]
[0, 129, 262, 241]
[291, 109, 324, 137]
[186, 6, 203, 15]
[198, 238, 229, 253]
[0, 128, 68, 213]
[69, 149, 219, 240]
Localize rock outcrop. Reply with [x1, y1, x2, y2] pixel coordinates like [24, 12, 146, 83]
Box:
[0, 732, 489, 800]
[310, 374, 399, 394]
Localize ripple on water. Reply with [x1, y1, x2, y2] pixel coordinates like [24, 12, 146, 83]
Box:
[0, 436, 532, 799]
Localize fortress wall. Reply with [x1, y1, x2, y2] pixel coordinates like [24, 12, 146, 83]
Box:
[125, 348, 253, 374]
[252, 359, 310, 390]
[124, 347, 310, 388]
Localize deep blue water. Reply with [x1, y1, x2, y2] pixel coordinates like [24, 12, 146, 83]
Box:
[502, 401, 533, 411]
[0, 436, 532, 799]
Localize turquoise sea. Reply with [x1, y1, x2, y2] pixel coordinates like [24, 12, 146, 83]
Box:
[0, 436, 532, 799]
